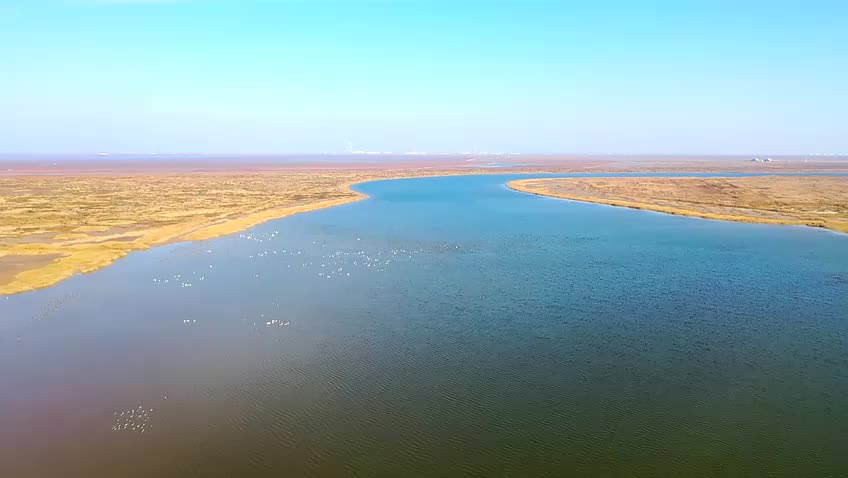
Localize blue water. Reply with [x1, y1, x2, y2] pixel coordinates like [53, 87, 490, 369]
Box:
[2, 174, 847, 477]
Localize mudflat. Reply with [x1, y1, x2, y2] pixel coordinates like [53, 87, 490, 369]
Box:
[508, 176, 848, 234]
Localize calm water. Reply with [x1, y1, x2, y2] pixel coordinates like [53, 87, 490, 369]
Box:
[2, 174, 847, 477]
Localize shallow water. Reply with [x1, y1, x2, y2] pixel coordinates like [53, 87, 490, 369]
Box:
[2, 174, 847, 477]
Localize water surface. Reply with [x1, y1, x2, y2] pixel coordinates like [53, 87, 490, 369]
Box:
[2, 174, 847, 476]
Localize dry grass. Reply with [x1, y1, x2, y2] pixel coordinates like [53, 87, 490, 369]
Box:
[0, 169, 479, 295]
[508, 176, 848, 233]
[3, 162, 847, 296]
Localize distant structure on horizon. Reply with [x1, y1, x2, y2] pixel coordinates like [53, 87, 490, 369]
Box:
[750, 157, 773, 162]
[340, 141, 520, 156]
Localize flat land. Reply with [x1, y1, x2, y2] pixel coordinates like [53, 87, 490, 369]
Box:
[2, 154, 847, 295]
[508, 176, 848, 233]
[0, 168, 470, 295]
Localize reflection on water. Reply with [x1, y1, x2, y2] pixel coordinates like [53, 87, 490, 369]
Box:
[1, 174, 847, 476]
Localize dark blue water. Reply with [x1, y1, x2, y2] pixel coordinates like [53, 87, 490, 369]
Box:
[2, 174, 847, 477]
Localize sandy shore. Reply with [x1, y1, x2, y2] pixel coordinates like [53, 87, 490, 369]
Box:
[507, 176, 848, 234]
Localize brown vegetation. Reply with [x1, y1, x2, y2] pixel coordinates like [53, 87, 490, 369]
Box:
[0, 169, 451, 295]
[2, 155, 847, 296]
[508, 176, 848, 234]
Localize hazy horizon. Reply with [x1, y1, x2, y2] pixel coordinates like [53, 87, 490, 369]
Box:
[2, 0, 846, 154]
[4, 152, 846, 159]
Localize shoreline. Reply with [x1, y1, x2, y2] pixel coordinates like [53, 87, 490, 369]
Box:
[1, 179, 375, 297]
[0, 169, 486, 296]
[3, 167, 847, 296]
[506, 178, 848, 234]
[0, 193, 368, 297]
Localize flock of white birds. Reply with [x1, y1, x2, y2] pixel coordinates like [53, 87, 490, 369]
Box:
[112, 406, 154, 434]
[6, 227, 478, 438]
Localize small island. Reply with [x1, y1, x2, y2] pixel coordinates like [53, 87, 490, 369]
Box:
[508, 176, 848, 234]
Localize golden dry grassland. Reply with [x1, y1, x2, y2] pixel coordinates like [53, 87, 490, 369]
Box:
[0, 169, 469, 295]
[3, 158, 847, 296]
[508, 176, 848, 234]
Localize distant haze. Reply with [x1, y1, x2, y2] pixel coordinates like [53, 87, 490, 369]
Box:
[1, 0, 846, 154]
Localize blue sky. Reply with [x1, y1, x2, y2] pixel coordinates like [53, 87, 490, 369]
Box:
[1, 0, 846, 154]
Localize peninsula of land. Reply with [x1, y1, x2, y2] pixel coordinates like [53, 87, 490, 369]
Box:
[508, 176, 848, 234]
[0, 168, 447, 295]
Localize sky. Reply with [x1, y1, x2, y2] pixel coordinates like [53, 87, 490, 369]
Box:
[1, 0, 846, 154]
